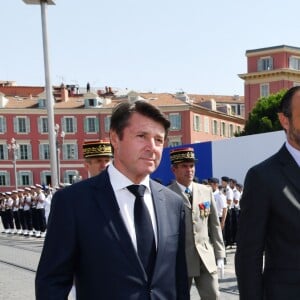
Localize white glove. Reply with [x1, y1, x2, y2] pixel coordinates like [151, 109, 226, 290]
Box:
[217, 258, 224, 279]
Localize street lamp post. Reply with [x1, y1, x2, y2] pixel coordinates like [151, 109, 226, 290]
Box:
[7, 138, 19, 190]
[22, 0, 58, 188]
[54, 124, 65, 184]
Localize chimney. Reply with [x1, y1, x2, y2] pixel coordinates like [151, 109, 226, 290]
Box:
[61, 86, 69, 102]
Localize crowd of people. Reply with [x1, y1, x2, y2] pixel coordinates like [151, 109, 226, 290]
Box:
[0, 174, 243, 246]
[202, 176, 243, 249]
[4, 86, 300, 299]
[0, 184, 54, 238]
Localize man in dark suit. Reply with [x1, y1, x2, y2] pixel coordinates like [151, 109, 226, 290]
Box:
[235, 86, 300, 300]
[35, 100, 189, 300]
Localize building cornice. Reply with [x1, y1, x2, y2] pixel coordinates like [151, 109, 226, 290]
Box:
[239, 68, 300, 81]
[246, 45, 300, 57]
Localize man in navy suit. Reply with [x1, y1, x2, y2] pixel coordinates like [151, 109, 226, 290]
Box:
[235, 86, 300, 300]
[35, 100, 189, 300]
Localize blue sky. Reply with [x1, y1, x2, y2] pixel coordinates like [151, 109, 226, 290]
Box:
[2, 0, 300, 96]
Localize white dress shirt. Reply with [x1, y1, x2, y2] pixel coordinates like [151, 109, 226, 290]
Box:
[176, 181, 193, 194]
[107, 163, 158, 251]
[285, 141, 300, 167]
[213, 189, 227, 217]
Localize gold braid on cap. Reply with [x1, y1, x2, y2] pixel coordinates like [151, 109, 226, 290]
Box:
[171, 150, 196, 164]
[83, 144, 112, 157]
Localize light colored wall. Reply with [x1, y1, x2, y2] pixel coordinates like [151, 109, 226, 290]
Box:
[211, 130, 285, 184]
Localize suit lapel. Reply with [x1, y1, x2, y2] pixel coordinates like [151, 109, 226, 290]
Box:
[150, 181, 169, 275]
[91, 171, 144, 276]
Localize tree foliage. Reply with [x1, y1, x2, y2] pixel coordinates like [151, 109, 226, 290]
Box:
[236, 89, 286, 136]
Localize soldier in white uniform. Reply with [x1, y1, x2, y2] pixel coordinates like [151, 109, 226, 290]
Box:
[17, 189, 26, 235]
[30, 186, 38, 236]
[0, 193, 7, 233]
[210, 178, 227, 231]
[35, 184, 46, 238]
[229, 178, 241, 245]
[222, 176, 234, 248]
[11, 190, 22, 234]
[23, 187, 34, 237]
[4, 192, 14, 234]
[43, 186, 53, 224]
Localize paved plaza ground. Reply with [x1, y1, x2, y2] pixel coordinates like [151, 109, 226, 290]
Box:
[0, 223, 239, 299]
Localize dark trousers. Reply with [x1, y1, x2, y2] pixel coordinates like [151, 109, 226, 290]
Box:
[231, 208, 239, 243]
[5, 210, 14, 229]
[225, 208, 239, 246]
[19, 209, 26, 230]
[36, 208, 47, 232]
[31, 207, 38, 231]
[24, 210, 33, 231]
[1, 210, 8, 229]
[13, 210, 21, 230]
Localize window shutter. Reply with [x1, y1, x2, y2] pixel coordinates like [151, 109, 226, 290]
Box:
[95, 117, 99, 132]
[29, 172, 33, 186]
[26, 117, 30, 133]
[178, 115, 181, 129]
[3, 117, 7, 133]
[74, 144, 78, 159]
[28, 144, 32, 160]
[17, 172, 21, 187]
[62, 144, 67, 160]
[4, 146, 8, 160]
[269, 57, 273, 70]
[38, 118, 42, 133]
[13, 117, 17, 133]
[257, 59, 263, 71]
[39, 144, 43, 160]
[74, 117, 77, 133]
[193, 115, 196, 131]
[6, 173, 10, 186]
[84, 118, 88, 133]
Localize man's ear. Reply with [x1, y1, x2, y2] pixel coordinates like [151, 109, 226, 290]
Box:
[278, 112, 289, 131]
[109, 130, 118, 148]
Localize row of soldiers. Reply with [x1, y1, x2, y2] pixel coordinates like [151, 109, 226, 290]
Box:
[0, 184, 53, 238]
[203, 176, 243, 248]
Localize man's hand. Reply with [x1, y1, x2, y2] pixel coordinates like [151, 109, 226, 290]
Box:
[217, 258, 224, 279]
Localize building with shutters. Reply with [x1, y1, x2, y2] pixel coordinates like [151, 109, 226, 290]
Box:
[239, 45, 300, 118]
[0, 81, 244, 190]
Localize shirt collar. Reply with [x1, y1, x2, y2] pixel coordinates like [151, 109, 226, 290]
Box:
[285, 141, 300, 167]
[107, 163, 151, 192]
[176, 181, 192, 193]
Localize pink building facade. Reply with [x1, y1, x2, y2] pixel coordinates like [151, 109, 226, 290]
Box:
[239, 45, 300, 118]
[0, 84, 244, 191]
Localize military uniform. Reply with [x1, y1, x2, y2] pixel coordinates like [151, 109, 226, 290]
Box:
[168, 148, 225, 300]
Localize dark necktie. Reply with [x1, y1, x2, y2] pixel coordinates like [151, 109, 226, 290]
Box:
[185, 187, 193, 204]
[127, 184, 156, 279]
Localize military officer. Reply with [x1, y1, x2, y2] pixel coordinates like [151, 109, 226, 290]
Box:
[82, 140, 113, 177]
[168, 147, 225, 300]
